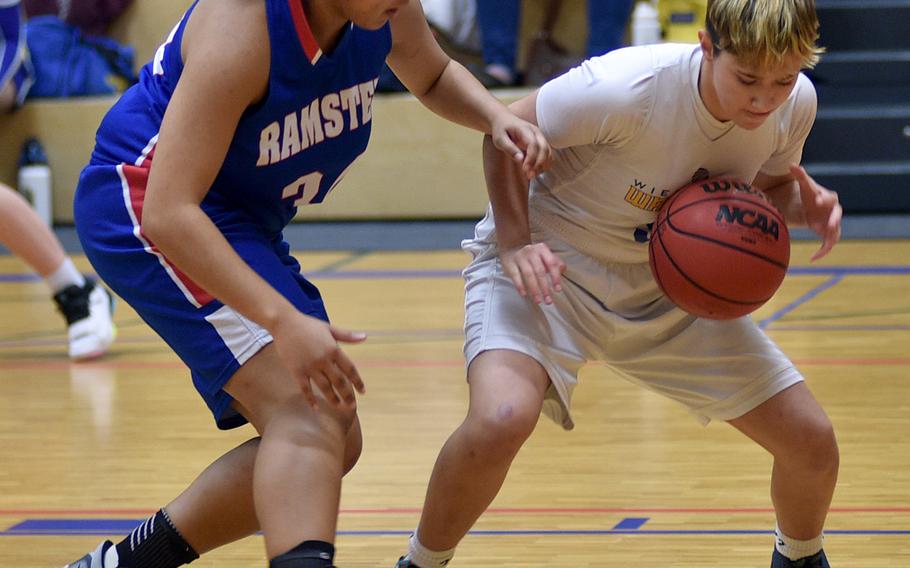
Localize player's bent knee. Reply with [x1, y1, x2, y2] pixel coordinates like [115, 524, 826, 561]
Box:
[806, 423, 839, 474]
[268, 400, 351, 451]
[787, 419, 839, 474]
[467, 402, 539, 455]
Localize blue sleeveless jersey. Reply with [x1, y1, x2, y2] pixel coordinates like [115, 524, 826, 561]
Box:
[90, 0, 391, 235]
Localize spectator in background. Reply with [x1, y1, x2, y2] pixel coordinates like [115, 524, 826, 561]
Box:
[474, 0, 635, 87]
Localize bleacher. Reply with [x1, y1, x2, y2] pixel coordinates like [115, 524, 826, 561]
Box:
[1, 0, 906, 225]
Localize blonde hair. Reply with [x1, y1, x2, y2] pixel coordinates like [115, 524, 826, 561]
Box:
[706, 0, 824, 69]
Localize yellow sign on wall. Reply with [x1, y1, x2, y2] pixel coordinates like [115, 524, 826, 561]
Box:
[659, 0, 707, 43]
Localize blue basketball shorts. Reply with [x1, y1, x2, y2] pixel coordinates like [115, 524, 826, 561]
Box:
[75, 160, 328, 430]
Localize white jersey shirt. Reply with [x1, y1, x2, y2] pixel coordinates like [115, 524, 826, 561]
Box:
[528, 43, 817, 264]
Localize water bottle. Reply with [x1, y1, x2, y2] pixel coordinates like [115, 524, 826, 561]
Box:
[631, 1, 662, 46]
[17, 138, 53, 226]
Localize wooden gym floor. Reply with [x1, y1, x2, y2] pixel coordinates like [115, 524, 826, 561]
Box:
[1, 238, 909, 566]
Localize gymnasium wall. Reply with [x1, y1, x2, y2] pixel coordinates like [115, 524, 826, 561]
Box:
[0, 0, 587, 224]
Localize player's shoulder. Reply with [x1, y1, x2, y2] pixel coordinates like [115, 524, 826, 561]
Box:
[778, 72, 818, 119]
[791, 73, 818, 104]
[184, 0, 269, 61]
[578, 43, 695, 89]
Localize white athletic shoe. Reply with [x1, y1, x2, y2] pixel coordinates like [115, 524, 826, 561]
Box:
[62, 540, 114, 567]
[53, 279, 116, 361]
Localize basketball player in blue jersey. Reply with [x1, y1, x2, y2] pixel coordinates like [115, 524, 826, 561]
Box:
[394, 1, 841, 567]
[61, 1, 549, 567]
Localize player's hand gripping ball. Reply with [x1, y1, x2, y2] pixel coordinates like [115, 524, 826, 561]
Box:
[648, 179, 790, 319]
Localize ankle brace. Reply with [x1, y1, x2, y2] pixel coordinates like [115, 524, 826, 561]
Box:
[115, 509, 199, 568]
[269, 540, 335, 568]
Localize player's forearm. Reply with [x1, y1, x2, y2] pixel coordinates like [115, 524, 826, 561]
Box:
[484, 135, 532, 249]
[141, 202, 293, 331]
[415, 60, 509, 134]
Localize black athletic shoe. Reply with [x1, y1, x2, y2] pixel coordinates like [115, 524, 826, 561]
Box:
[771, 548, 831, 567]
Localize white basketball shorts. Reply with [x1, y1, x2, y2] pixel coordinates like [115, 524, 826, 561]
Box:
[462, 215, 802, 430]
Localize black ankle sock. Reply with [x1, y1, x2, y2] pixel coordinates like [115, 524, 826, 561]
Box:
[114, 509, 199, 568]
[269, 540, 335, 568]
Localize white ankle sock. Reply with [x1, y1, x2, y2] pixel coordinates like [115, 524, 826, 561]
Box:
[775, 525, 824, 560]
[406, 532, 455, 568]
[46, 258, 85, 294]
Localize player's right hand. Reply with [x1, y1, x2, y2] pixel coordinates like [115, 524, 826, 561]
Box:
[500, 243, 566, 305]
[271, 313, 367, 409]
[490, 113, 552, 180]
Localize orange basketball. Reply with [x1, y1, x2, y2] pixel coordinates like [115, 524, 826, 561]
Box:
[648, 178, 790, 319]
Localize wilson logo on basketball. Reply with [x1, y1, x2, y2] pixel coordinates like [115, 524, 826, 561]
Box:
[715, 205, 781, 240]
[700, 179, 755, 195]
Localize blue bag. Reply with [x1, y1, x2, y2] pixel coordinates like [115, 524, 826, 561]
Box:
[24, 15, 136, 98]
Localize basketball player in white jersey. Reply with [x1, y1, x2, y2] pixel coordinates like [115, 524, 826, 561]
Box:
[395, 1, 841, 567]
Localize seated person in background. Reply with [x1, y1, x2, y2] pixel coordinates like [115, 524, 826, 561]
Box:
[475, 0, 634, 87]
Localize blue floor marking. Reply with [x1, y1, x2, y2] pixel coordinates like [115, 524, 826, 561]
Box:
[5, 519, 139, 534]
[759, 275, 844, 329]
[4, 520, 910, 537]
[0, 274, 40, 283]
[613, 517, 649, 530]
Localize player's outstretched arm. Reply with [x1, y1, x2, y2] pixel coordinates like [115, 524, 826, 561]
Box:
[385, 0, 550, 179]
[755, 167, 842, 261]
[483, 93, 565, 304]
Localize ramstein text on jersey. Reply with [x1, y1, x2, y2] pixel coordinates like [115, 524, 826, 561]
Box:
[256, 78, 378, 167]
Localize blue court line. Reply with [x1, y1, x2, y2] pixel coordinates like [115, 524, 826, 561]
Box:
[0, 274, 40, 282]
[5, 522, 910, 537]
[758, 275, 844, 329]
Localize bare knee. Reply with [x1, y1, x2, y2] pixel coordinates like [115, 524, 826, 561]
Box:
[464, 399, 540, 458]
[266, 397, 355, 458]
[780, 417, 839, 475]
